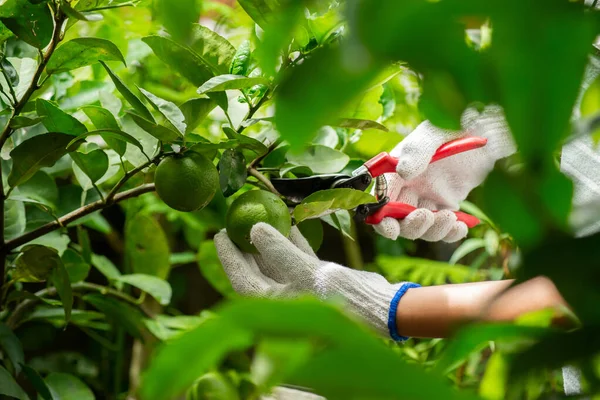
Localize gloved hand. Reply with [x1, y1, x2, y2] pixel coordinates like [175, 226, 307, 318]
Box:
[373, 105, 517, 242]
[214, 223, 419, 340]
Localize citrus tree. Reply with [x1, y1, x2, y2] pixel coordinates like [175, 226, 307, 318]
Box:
[0, 0, 598, 399]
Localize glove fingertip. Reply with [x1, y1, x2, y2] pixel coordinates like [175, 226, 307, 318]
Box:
[373, 218, 400, 240]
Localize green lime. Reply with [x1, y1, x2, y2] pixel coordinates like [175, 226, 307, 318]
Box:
[155, 152, 218, 212]
[225, 190, 291, 253]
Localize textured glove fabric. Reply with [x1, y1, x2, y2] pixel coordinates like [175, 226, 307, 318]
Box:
[215, 223, 414, 338]
[374, 106, 517, 242]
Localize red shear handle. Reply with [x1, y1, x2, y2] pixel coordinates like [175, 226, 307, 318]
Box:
[365, 202, 480, 228]
[363, 136, 488, 177]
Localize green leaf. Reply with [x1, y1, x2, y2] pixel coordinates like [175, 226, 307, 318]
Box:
[13, 245, 61, 283]
[21, 365, 52, 400]
[70, 149, 108, 183]
[197, 75, 269, 94]
[138, 87, 187, 135]
[66, 128, 146, 155]
[16, 171, 58, 210]
[36, 99, 88, 136]
[197, 240, 236, 298]
[47, 37, 126, 74]
[448, 238, 486, 265]
[83, 294, 147, 340]
[8, 132, 75, 188]
[91, 253, 121, 281]
[1, 57, 18, 86]
[0, 364, 28, 400]
[155, 0, 200, 43]
[275, 47, 381, 148]
[0, 323, 24, 375]
[99, 61, 155, 122]
[125, 214, 170, 279]
[237, 0, 278, 28]
[252, 338, 312, 391]
[180, 98, 216, 134]
[294, 189, 376, 223]
[229, 40, 251, 76]
[127, 112, 181, 143]
[188, 372, 240, 400]
[188, 24, 236, 75]
[286, 145, 349, 174]
[8, 116, 44, 129]
[219, 149, 247, 197]
[44, 372, 94, 400]
[335, 118, 388, 132]
[4, 199, 25, 240]
[50, 259, 73, 324]
[0, 0, 53, 48]
[116, 274, 172, 306]
[320, 210, 353, 240]
[479, 352, 507, 400]
[77, 226, 92, 264]
[296, 219, 323, 252]
[222, 127, 268, 155]
[81, 105, 126, 156]
[61, 248, 90, 283]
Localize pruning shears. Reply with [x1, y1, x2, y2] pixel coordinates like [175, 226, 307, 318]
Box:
[271, 136, 488, 227]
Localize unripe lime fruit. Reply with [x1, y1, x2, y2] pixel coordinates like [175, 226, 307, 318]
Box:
[225, 190, 291, 253]
[155, 152, 218, 212]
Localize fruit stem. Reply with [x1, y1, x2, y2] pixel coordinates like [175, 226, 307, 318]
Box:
[248, 168, 280, 196]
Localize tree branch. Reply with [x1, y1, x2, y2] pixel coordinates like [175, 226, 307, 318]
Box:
[105, 157, 159, 204]
[249, 168, 280, 195]
[3, 184, 155, 252]
[7, 282, 144, 329]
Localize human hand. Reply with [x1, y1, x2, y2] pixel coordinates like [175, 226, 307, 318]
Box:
[373, 106, 516, 242]
[214, 223, 418, 339]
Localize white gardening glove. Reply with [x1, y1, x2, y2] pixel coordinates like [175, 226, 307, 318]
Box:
[214, 223, 419, 340]
[373, 105, 517, 242]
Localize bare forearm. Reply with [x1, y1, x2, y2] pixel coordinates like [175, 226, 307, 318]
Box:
[395, 277, 569, 339]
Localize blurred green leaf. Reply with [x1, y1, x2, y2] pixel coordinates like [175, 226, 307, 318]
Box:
[0, 323, 24, 375]
[296, 218, 323, 252]
[138, 87, 187, 135]
[187, 372, 240, 400]
[61, 249, 90, 283]
[252, 338, 312, 391]
[44, 372, 94, 400]
[91, 253, 121, 281]
[47, 38, 126, 74]
[77, 226, 92, 264]
[229, 40, 251, 76]
[116, 274, 172, 306]
[179, 98, 216, 134]
[155, 0, 200, 44]
[293, 189, 375, 223]
[335, 118, 388, 132]
[36, 99, 88, 136]
[9, 116, 43, 129]
[81, 105, 126, 156]
[237, 0, 278, 28]
[50, 259, 73, 324]
[67, 128, 146, 155]
[0, 364, 28, 400]
[449, 238, 485, 265]
[125, 214, 170, 279]
[127, 112, 181, 143]
[197, 74, 269, 94]
[197, 240, 236, 298]
[219, 149, 247, 197]
[4, 199, 25, 240]
[479, 352, 507, 400]
[83, 294, 147, 340]
[275, 47, 381, 148]
[287, 145, 349, 174]
[188, 24, 236, 75]
[99, 61, 155, 122]
[0, 0, 53, 48]
[13, 244, 61, 283]
[21, 365, 52, 400]
[16, 171, 58, 210]
[70, 149, 108, 183]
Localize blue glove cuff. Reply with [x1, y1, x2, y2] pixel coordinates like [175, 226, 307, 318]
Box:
[388, 282, 421, 342]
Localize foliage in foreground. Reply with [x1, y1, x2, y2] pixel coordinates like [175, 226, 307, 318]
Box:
[0, 0, 598, 399]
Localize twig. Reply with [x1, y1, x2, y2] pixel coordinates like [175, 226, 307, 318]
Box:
[105, 157, 158, 204]
[249, 168, 280, 196]
[87, 1, 138, 11]
[3, 184, 155, 252]
[7, 281, 142, 329]
[237, 89, 271, 135]
[249, 138, 282, 169]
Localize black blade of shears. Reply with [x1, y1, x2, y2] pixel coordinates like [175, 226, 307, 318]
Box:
[271, 174, 372, 204]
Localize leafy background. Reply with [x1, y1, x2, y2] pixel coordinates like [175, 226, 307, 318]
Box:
[0, 0, 598, 399]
